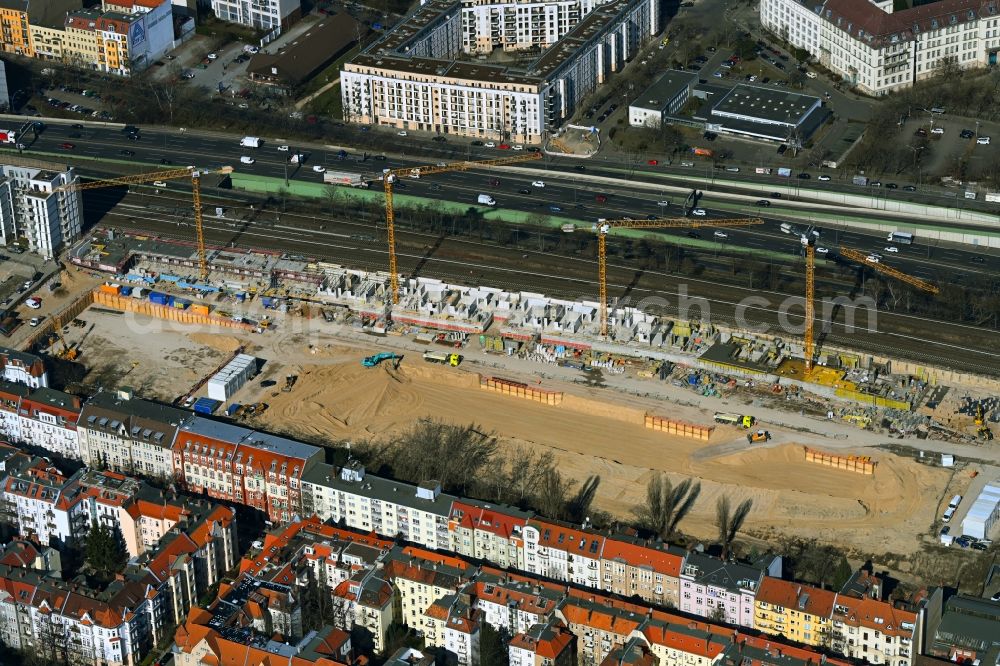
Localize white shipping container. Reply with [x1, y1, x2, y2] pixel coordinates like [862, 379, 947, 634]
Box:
[207, 353, 258, 401]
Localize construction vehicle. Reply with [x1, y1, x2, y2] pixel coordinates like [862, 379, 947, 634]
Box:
[975, 403, 986, 426]
[423, 350, 461, 366]
[587, 217, 764, 336]
[362, 352, 402, 367]
[54, 166, 234, 281]
[714, 413, 756, 428]
[282, 374, 298, 392]
[381, 152, 542, 303]
[48, 312, 78, 360]
[747, 430, 771, 444]
[979, 425, 994, 441]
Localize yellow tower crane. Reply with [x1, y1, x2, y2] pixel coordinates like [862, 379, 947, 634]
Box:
[381, 152, 543, 303]
[56, 166, 234, 280]
[838, 246, 941, 294]
[591, 217, 764, 337]
[804, 239, 816, 372]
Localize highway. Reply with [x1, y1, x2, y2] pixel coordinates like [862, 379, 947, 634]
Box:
[18, 119, 1000, 286]
[84, 184, 1000, 376]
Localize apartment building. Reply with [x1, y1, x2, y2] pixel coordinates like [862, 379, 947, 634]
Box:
[448, 498, 529, 569]
[760, 0, 1000, 95]
[0, 165, 83, 259]
[523, 519, 605, 589]
[332, 572, 395, 652]
[508, 618, 576, 666]
[172, 416, 321, 522]
[210, 0, 302, 30]
[384, 548, 474, 629]
[78, 388, 186, 480]
[472, 573, 564, 635]
[423, 593, 481, 665]
[599, 537, 684, 608]
[0, 0, 79, 57]
[754, 576, 838, 647]
[0, 380, 81, 458]
[342, 0, 659, 144]
[462, 0, 602, 53]
[1, 458, 78, 547]
[679, 552, 781, 628]
[830, 596, 917, 666]
[0, 346, 49, 388]
[301, 461, 454, 550]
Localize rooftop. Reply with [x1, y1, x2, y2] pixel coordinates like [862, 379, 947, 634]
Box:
[711, 84, 822, 126]
[303, 462, 456, 516]
[630, 70, 699, 112]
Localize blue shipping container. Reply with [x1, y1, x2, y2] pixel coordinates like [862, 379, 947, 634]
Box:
[120, 286, 133, 296]
[226, 403, 242, 416]
[193, 397, 221, 414]
[149, 291, 169, 305]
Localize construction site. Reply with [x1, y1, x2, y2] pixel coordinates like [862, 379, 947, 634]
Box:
[3, 159, 998, 562]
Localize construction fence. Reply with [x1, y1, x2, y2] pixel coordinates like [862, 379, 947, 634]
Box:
[834, 387, 910, 411]
[480, 376, 563, 405]
[804, 447, 876, 475]
[93, 290, 256, 331]
[644, 414, 713, 441]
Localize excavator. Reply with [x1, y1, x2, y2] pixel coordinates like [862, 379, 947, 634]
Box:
[362, 352, 402, 368]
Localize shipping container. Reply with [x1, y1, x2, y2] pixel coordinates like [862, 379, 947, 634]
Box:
[173, 299, 189, 310]
[191, 304, 210, 316]
[99, 283, 121, 295]
[149, 291, 169, 305]
[132, 288, 145, 299]
[226, 403, 242, 417]
[192, 397, 221, 414]
[207, 354, 258, 401]
[120, 286, 133, 296]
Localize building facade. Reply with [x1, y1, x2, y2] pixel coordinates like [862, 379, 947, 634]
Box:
[0, 165, 83, 259]
[760, 0, 1000, 95]
[0, 347, 49, 389]
[210, 0, 301, 30]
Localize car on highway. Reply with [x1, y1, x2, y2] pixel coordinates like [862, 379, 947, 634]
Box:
[153, 181, 167, 187]
[818, 175, 831, 181]
[770, 192, 782, 198]
[532, 180, 545, 188]
[498, 143, 511, 150]
[886, 183, 898, 189]
[71, 123, 84, 129]
[549, 205, 563, 212]
[518, 188, 530, 194]
[657, 200, 670, 206]
[277, 145, 289, 152]
[870, 180, 882, 187]
[691, 208, 706, 216]
[971, 256, 985, 263]
[815, 247, 829, 255]
[713, 231, 728, 239]
[797, 172, 811, 179]
[756, 200, 771, 207]
[240, 156, 255, 165]
[573, 165, 586, 172]
[397, 130, 408, 136]
[978, 136, 991, 145]
[884, 246, 899, 253]
[59, 142, 75, 150]
[903, 185, 917, 191]
[595, 194, 607, 203]
[119, 149, 135, 157]
[127, 133, 140, 141]
[931, 126, 945, 134]
[312, 165, 326, 173]
[866, 254, 881, 263]
[485, 142, 496, 148]
[647, 159, 659, 166]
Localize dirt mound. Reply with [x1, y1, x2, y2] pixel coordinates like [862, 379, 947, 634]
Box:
[189, 333, 244, 353]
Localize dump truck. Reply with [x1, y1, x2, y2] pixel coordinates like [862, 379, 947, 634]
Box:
[423, 350, 461, 366]
[714, 413, 756, 428]
[747, 430, 771, 444]
[363, 352, 402, 367]
[324, 170, 370, 188]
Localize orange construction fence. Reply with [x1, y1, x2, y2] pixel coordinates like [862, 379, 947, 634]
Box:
[644, 414, 714, 441]
[93, 290, 255, 331]
[804, 446, 876, 475]
[480, 376, 563, 406]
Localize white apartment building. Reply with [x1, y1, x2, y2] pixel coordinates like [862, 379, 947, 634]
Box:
[342, 0, 659, 143]
[4, 386, 83, 460]
[462, 0, 602, 53]
[522, 520, 604, 589]
[760, 0, 1000, 95]
[1, 460, 81, 547]
[0, 165, 83, 259]
[77, 388, 185, 480]
[210, 0, 301, 30]
[301, 462, 454, 551]
[0, 348, 49, 389]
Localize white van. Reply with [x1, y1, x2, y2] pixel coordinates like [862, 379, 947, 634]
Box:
[780, 223, 793, 234]
[942, 507, 955, 522]
[240, 156, 255, 165]
[805, 71, 817, 79]
[477, 194, 496, 206]
[949, 494, 963, 509]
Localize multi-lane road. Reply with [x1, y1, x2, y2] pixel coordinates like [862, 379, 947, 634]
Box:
[16, 119, 1000, 287]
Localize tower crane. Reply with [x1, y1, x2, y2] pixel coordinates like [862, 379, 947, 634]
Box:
[381, 152, 542, 304]
[590, 217, 764, 337]
[55, 166, 234, 280]
[838, 246, 940, 294]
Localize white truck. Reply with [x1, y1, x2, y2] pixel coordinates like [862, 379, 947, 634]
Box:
[477, 194, 496, 206]
[323, 170, 369, 188]
[239, 136, 261, 148]
[887, 231, 914, 245]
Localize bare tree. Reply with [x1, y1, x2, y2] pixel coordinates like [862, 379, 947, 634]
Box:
[636, 475, 701, 539]
[535, 467, 575, 520]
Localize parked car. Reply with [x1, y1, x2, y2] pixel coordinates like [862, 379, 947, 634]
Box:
[978, 136, 991, 145]
[691, 208, 706, 216]
[647, 159, 659, 166]
[931, 127, 945, 134]
[713, 231, 728, 239]
[312, 165, 326, 173]
[818, 175, 831, 181]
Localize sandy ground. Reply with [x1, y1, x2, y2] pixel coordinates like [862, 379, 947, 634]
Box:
[64, 312, 958, 555]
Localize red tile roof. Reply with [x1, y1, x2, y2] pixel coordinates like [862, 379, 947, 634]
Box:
[601, 539, 682, 577]
[756, 577, 837, 618]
